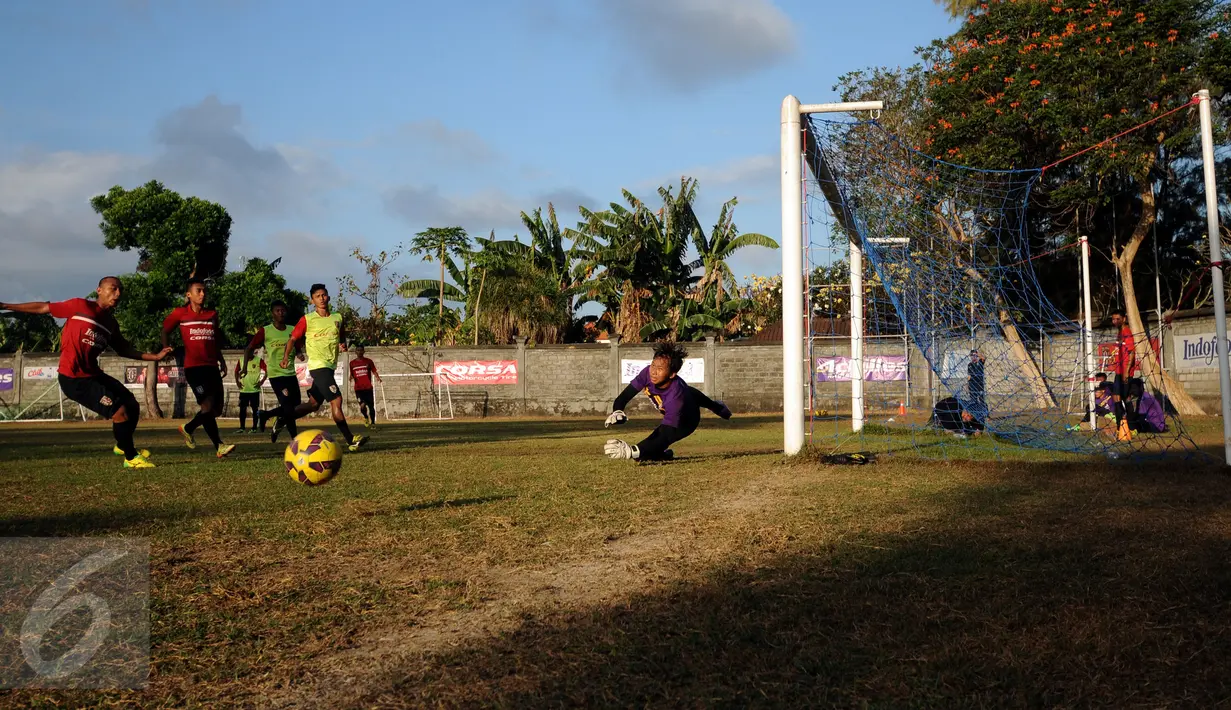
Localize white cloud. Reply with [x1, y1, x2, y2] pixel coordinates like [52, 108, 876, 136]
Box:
[383, 185, 595, 234]
[639, 154, 776, 193]
[599, 0, 797, 91]
[0, 96, 342, 301]
[395, 119, 501, 166]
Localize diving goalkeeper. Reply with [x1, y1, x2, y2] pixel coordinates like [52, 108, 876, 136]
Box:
[603, 342, 731, 461]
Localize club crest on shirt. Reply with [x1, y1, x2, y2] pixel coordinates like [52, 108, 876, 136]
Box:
[99, 395, 112, 407]
[195, 385, 205, 394]
[329, 385, 338, 393]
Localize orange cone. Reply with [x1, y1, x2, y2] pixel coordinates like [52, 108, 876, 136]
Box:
[898, 401, 907, 416]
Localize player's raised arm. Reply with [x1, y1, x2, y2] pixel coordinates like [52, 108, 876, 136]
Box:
[112, 331, 172, 362]
[242, 328, 265, 373]
[689, 386, 732, 419]
[160, 309, 179, 350]
[0, 301, 52, 315]
[283, 316, 307, 368]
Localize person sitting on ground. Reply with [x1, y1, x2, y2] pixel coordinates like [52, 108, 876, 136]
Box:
[931, 396, 985, 437]
[1124, 379, 1167, 434]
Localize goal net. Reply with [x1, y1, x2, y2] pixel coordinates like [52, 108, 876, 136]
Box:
[377, 372, 454, 421]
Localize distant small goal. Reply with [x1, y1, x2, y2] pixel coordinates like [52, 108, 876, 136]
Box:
[378, 372, 454, 421]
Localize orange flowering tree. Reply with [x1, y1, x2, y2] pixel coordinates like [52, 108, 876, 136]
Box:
[922, 0, 1231, 413]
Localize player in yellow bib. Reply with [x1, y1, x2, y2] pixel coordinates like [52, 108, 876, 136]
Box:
[233, 350, 266, 434]
[281, 284, 368, 451]
[242, 300, 306, 443]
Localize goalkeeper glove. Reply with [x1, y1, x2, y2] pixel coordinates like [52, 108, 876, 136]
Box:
[604, 410, 627, 428]
[604, 439, 639, 460]
[715, 401, 732, 419]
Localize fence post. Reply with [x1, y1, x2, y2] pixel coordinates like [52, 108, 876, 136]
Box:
[704, 336, 716, 396]
[516, 337, 529, 413]
[608, 334, 623, 402]
[13, 347, 22, 405]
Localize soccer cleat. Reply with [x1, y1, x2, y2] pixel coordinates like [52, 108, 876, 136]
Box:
[234, 428, 248, 435]
[348, 435, 370, 452]
[216, 443, 236, 458]
[270, 418, 285, 444]
[662, 449, 674, 461]
[113, 446, 151, 458]
[178, 424, 197, 449]
[123, 454, 155, 469]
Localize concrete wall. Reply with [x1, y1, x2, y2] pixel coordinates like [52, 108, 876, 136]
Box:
[3, 307, 1226, 420]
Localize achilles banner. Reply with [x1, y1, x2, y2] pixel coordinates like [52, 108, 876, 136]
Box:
[815, 356, 907, 382]
[433, 360, 518, 385]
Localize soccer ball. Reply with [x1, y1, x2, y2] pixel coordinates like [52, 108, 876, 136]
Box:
[285, 429, 343, 486]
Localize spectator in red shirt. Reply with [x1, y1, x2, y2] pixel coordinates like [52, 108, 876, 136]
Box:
[0, 277, 171, 468]
[1109, 309, 1138, 425]
[348, 345, 380, 428]
[162, 278, 235, 458]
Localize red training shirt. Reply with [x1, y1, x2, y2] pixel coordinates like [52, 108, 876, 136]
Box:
[1112, 325, 1136, 378]
[349, 357, 377, 391]
[162, 306, 221, 369]
[49, 298, 121, 378]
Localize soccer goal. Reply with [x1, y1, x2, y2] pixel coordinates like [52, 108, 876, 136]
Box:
[0, 380, 68, 423]
[378, 372, 454, 421]
[780, 92, 1229, 462]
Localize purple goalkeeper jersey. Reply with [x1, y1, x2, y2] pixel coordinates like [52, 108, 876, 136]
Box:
[630, 367, 688, 428]
[1139, 392, 1166, 432]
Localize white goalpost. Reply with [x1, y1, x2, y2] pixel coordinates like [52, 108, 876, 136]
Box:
[0, 382, 67, 423]
[378, 372, 454, 422]
[781, 95, 884, 456]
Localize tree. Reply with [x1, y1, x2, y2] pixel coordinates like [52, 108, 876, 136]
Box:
[213, 258, 308, 347]
[407, 227, 470, 342]
[91, 180, 231, 286]
[922, 0, 1231, 414]
[336, 247, 409, 345]
[692, 196, 778, 310]
[932, 0, 982, 20]
[91, 181, 233, 416]
[0, 312, 60, 353]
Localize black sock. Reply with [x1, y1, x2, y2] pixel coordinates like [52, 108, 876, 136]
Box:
[202, 415, 223, 447]
[185, 411, 205, 434]
[335, 417, 354, 442]
[239, 407, 248, 430]
[113, 418, 138, 459]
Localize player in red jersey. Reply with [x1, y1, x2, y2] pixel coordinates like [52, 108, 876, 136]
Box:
[161, 278, 235, 458]
[0, 277, 171, 468]
[348, 344, 381, 428]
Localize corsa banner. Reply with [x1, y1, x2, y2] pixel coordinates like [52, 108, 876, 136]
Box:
[433, 360, 518, 385]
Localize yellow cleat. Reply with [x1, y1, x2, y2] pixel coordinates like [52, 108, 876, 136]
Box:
[114, 446, 151, 458]
[348, 435, 369, 452]
[216, 444, 236, 459]
[123, 454, 155, 469]
[178, 424, 197, 449]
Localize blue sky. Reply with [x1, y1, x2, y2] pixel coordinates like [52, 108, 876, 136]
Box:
[0, 0, 955, 305]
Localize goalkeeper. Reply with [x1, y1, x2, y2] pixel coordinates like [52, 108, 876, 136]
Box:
[603, 342, 731, 461]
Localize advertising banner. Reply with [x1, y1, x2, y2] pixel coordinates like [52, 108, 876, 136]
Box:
[815, 356, 907, 382]
[433, 360, 519, 386]
[620, 358, 705, 384]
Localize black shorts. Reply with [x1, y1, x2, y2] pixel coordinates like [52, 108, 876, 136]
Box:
[307, 368, 341, 404]
[184, 366, 224, 406]
[268, 375, 301, 409]
[59, 373, 136, 419]
[238, 392, 261, 408]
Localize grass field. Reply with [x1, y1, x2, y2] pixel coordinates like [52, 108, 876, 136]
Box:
[2, 413, 1230, 707]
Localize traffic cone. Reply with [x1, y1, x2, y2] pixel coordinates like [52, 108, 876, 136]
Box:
[898, 401, 907, 416]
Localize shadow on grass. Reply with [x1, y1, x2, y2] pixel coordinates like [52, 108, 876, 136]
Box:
[355, 463, 1231, 707]
[398, 495, 516, 513]
[0, 506, 208, 536]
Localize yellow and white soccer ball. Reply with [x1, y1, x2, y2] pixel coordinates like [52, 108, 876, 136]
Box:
[284, 429, 343, 485]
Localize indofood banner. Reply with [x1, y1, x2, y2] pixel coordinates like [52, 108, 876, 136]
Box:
[1173, 332, 1231, 370]
[816, 356, 907, 382]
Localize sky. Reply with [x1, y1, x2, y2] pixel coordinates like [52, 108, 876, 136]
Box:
[0, 0, 956, 307]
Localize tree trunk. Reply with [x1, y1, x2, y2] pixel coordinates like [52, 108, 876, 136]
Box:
[473, 268, 486, 346]
[998, 309, 1056, 409]
[1116, 182, 1206, 415]
[145, 360, 163, 419]
[438, 258, 445, 343]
